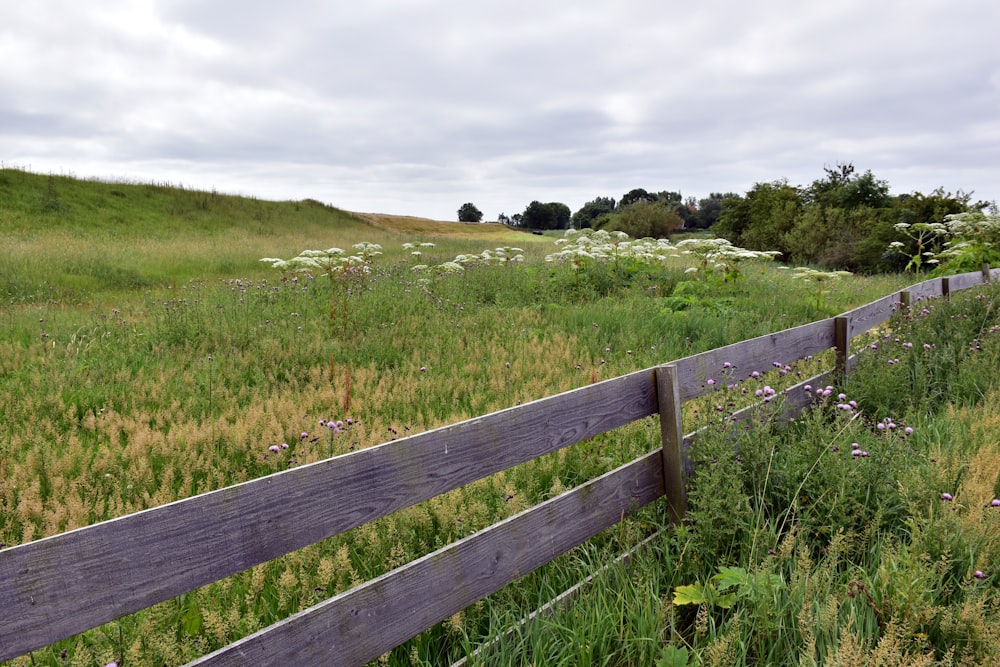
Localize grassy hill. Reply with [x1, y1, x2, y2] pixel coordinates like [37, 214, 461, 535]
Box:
[0, 168, 540, 300]
[4, 167, 1000, 665]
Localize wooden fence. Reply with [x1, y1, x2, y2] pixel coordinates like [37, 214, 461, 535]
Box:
[1, 267, 996, 666]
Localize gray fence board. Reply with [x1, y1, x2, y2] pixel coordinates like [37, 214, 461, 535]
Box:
[0, 369, 658, 661]
[187, 451, 665, 667]
[945, 270, 985, 293]
[673, 318, 837, 402]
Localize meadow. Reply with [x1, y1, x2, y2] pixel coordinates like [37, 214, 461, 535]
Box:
[2, 169, 999, 665]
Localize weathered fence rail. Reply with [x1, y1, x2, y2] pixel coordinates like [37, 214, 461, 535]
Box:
[1, 268, 996, 665]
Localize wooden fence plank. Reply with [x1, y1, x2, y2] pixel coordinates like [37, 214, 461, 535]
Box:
[0, 370, 658, 661]
[907, 278, 944, 302]
[672, 318, 837, 402]
[186, 451, 666, 667]
[840, 293, 899, 334]
[655, 365, 687, 523]
[946, 270, 986, 292]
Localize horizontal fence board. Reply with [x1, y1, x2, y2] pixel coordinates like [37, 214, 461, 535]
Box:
[946, 270, 986, 292]
[906, 278, 943, 302]
[188, 451, 666, 667]
[0, 370, 658, 661]
[841, 294, 899, 337]
[673, 318, 837, 402]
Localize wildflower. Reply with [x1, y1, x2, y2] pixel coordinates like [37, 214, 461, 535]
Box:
[992, 499, 1000, 507]
[751, 371, 760, 379]
[838, 393, 847, 400]
[923, 343, 933, 350]
[281, 443, 289, 450]
[804, 384, 812, 392]
[975, 571, 987, 580]
[420, 366, 427, 372]
[268, 445, 280, 454]
[941, 493, 953, 501]
[904, 427, 914, 436]
[723, 362, 732, 369]
[300, 432, 309, 440]
[706, 379, 716, 386]
[852, 449, 862, 457]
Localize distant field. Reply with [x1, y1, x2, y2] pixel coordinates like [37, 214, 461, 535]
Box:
[3, 168, 999, 666]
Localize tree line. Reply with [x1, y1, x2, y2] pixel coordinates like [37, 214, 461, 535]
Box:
[458, 163, 992, 273]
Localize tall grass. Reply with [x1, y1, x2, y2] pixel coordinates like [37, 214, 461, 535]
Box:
[3, 169, 994, 665]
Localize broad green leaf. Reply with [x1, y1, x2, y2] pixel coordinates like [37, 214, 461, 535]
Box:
[672, 582, 706, 606]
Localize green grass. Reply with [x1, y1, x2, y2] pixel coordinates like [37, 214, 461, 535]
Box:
[2, 168, 997, 666]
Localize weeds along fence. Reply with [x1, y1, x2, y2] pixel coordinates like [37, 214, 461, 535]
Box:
[1, 267, 996, 666]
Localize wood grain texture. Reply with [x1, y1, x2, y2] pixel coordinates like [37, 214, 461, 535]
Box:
[906, 278, 944, 302]
[0, 369, 658, 661]
[945, 270, 985, 293]
[655, 365, 687, 523]
[672, 318, 837, 402]
[841, 293, 899, 334]
[186, 451, 666, 667]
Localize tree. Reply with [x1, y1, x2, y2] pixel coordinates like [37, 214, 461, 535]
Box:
[457, 202, 483, 223]
[620, 188, 655, 207]
[571, 196, 616, 229]
[603, 200, 682, 239]
[696, 193, 738, 229]
[521, 201, 571, 230]
[497, 212, 510, 225]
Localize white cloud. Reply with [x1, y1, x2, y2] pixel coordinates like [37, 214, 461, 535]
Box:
[2, 0, 998, 219]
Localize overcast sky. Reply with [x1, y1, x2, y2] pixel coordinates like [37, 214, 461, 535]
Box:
[4, 1, 998, 220]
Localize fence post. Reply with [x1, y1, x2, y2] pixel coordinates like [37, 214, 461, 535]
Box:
[835, 316, 851, 377]
[942, 277, 952, 301]
[655, 365, 687, 524]
[900, 290, 911, 311]
[984, 263, 992, 284]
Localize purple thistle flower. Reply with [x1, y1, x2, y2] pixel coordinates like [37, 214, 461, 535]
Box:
[851, 442, 861, 450]
[804, 384, 812, 392]
[941, 493, 953, 501]
[706, 378, 716, 386]
[904, 427, 914, 436]
[300, 432, 309, 440]
[852, 449, 862, 457]
[281, 443, 289, 449]
[992, 499, 1000, 507]
[975, 570, 987, 580]
[751, 371, 760, 379]
[268, 445, 280, 453]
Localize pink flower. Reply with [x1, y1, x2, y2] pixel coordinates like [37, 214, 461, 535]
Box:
[941, 493, 953, 501]
[268, 445, 280, 453]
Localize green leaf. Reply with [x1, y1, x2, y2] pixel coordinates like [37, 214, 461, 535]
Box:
[712, 566, 749, 591]
[672, 582, 706, 606]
